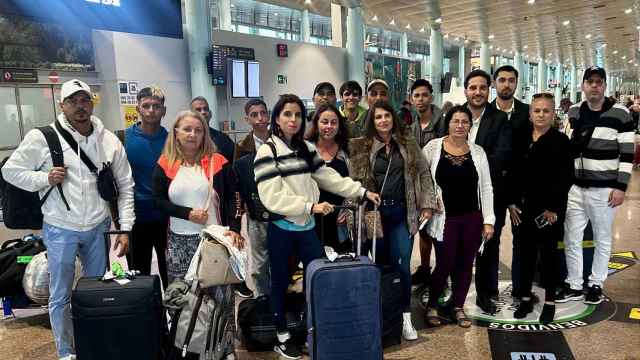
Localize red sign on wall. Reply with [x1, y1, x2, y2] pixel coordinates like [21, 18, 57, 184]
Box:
[276, 44, 288, 58]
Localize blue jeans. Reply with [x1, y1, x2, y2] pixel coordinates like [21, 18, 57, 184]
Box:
[267, 222, 323, 331]
[376, 205, 413, 311]
[42, 217, 110, 358]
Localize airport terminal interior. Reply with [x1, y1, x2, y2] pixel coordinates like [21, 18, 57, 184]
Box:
[0, 0, 639, 359]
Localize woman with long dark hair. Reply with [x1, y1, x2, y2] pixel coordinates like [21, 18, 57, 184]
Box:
[306, 103, 352, 253]
[349, 100, 436, 341]
[254, 94, 380, 359]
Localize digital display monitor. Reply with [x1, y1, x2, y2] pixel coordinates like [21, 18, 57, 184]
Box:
[231, 60, 247, 98]
[247, 61, 260, 98]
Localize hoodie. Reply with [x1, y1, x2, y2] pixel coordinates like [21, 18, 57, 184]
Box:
[2, 113, 135, 231]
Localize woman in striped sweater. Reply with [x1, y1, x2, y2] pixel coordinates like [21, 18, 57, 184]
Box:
[254, 94, 380, 359]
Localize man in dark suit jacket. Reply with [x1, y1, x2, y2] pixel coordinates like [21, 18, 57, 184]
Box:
[190, 96, 236, 162]
[491, 65, 531, 302]
[464, 69, 513, 314]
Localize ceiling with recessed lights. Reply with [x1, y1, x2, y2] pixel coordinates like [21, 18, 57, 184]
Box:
[242, 0, 640, 77]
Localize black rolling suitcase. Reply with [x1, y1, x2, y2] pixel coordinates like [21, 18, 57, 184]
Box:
[71, 230, 164, 360]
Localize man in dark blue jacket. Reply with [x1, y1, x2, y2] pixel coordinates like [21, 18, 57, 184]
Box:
[191, 96, 236, 162]
[124, 86, 169, 286]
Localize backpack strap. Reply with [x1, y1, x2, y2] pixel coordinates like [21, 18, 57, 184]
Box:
[54, 120, 99, 173]
[37, 126, 70, 211]
[115, 129, 125, 145]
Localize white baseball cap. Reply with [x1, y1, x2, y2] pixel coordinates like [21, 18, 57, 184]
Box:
[61, 79, 92, 101]
[367, 79, 389, 92]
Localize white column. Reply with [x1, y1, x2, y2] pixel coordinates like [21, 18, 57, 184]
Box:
[480, 41, 491, 73]
[430, 26, 444, 106]
[345, 5, 365, 87]
[301, 8, 311, 43]
[331, 3, 343, 47]
[400, 32, 409, 58]
[570, 64, 577, 103]
[538, 61, 547, 92]
[514, 52, 524, 99]
[218, 0, 232, 31]
[555, 64, 564, 107]
[185, 0, 217, 125]
[458, 45, 466, 86]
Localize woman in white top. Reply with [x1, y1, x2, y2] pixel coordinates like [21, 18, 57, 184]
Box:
[422, 105, 495, 328]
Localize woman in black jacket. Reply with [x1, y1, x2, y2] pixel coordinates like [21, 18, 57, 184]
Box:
[508, 93, 573, 324]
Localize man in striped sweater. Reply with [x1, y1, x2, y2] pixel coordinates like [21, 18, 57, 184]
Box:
[556, 66, 635, 306]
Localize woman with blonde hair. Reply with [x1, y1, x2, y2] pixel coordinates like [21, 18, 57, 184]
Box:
[153, 110, 243, 282]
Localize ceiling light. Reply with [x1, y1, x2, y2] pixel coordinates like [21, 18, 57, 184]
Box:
[455, 37, 459, 41]
[420, 27, 425, 33]
[585, 34, 592, 39]
[601, 43, 607, 48]
[405, 23, 411, 29]
[488, 34, 495, 39]
[562, 20, 570, 26]
[523, 45, 528, 49]
[435, 17, 443, 24]
[371, 15, 378, 22]
[628, 59, 634, 63]
[389, 18, 395, 25]
[464, 39, 469, 44]
[528, 0, 535, 4]
[635, 64, 638, 67]
[444, 33, 449, 38]
[304, 0, 311, 4]
[490, 45, 494, 49]
[637, 25, 640, 30]
[510, 50, 514, 54]
[613, 50, 619, 54]
[496, 47, 501, 51]
[231, 4, 235, 7]
[622, 55, 627, 59]
[548, 53, 552, 56]
[274, 12, 278, 16]
[625, 8, 633, 14]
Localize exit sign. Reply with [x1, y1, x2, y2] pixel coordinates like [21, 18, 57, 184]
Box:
[276, 44, 288, 57]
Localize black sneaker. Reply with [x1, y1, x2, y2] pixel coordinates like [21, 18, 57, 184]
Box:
[411, 265, 431, 286]
[555, 285, 584, 303]
[476, 295, 497, 315]
[234, 282, 253, 298]
[584, 285, 603, 305]
[274, 338, 302, 359]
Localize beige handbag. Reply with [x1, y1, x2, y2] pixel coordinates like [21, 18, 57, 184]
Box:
[197, 232, 242, 288]
[196, 157, 242, 288]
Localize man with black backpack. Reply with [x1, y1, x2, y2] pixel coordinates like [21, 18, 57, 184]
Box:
[1, 79, 135, 360]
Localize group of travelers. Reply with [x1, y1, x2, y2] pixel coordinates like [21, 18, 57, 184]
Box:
[2, 62, 634, 359]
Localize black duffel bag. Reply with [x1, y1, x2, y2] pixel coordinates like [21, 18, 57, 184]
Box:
[0, 235, 45, 297]
[238, 292, 306, 351]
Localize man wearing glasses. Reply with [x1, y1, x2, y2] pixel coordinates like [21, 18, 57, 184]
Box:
[121, 86, 169, 287]
[556, 67, 635, 306]
[2, 79, 135, 360]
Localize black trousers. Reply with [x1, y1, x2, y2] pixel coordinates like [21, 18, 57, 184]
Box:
[474, 204, 506, 299]
[126, 220, 169, 288]
[513, 210, 562, 302]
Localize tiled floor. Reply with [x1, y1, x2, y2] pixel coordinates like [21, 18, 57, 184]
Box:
[2, 171, 639, 359]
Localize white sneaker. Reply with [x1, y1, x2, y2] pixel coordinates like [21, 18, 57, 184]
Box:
[59, 355, 76, 360]
[402, 313, 418, 341]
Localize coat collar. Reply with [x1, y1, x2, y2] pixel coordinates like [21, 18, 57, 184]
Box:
[157, 153, 227, 180]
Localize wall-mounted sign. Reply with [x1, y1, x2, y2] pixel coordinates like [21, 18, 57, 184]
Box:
[0, 0, 182, 38]
[277, 74, 287, 84]
[276, 44, 288, 58]
[1, 69, 38, 83]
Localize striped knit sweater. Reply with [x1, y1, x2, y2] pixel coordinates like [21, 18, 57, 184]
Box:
[254, 135, 365, 226]
[567, 99, 635, 191]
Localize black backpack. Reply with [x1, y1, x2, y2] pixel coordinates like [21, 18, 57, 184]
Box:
[0, 126, 69, 230]
[0, 234, 45, 297]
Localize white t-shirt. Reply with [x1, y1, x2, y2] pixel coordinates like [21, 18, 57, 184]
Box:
[168, 165, 220, 235]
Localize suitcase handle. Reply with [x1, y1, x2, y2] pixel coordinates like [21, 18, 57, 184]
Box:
[104, 230, 132, 272]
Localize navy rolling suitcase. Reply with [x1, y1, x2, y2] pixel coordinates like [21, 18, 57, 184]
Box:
[71, 231, 164, 360]
[306, 205, 383, 360]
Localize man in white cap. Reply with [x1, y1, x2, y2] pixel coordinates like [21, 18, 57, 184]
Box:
[2, 79, 135, 360]
[367, 79, 390, 108]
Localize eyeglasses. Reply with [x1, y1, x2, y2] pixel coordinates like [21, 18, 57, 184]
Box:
[140, 103, 164, 111]
[64, 97, 92, 107]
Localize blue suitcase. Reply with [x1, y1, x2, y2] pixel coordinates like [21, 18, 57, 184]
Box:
[306, 205, 383, 360]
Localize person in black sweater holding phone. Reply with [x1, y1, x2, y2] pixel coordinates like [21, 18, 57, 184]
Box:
[508, 93, 573, 324]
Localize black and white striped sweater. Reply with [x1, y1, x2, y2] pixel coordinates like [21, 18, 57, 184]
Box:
[567, 99, 635, 191]
[254, 136, 365, 226]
